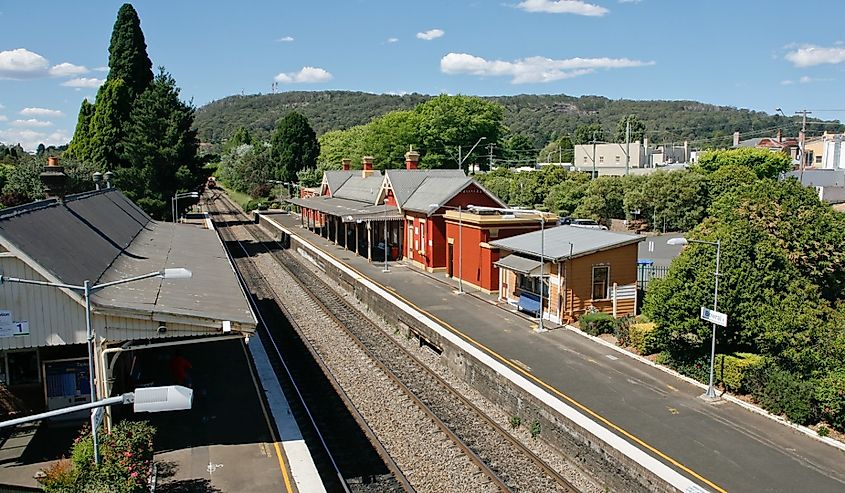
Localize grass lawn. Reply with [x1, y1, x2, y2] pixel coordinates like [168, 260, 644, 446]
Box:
[219, 184, 251, 209]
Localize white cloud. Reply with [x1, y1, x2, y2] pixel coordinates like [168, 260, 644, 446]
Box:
[20, 107, 64, 117]
[94, 66, 109, 72]
[0, 115, 7, 121]
[440, 52, 653, 83]
[49, 62, 88, 77]
[62, 77, 105, 88]
[0, 128, 70, 151]
[515, 0, 609, 16]
[274, 66, 333, 84]
[387, 37, 399, 43]
[276, 36, 294, 42]
[0, 48, 50, 79]
[785, 44, 845, 67]
[780, 79, 795, 85]
[416, 29, 445, 41]
[11, 119, 53, 128]
[618, 0, 641, 3]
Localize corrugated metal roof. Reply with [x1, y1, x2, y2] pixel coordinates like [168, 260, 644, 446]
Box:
[402, 176, 473, 215]
[489, 225, 644, 261]
[785, 169, 845, 187]
[333, 172, 384, 203]
[494, 254, 541, 275]
[385, 169, 466, 207]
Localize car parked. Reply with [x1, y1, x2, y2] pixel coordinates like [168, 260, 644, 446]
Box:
[558, 216, 608, 230]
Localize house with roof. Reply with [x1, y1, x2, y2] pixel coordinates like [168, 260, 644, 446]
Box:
[0, 158, 255, 415]
[490, 226, 644, 324]
[289, 151, 506, 271]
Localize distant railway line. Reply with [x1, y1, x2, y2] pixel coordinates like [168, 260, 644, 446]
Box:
[208, 191, 585, 492]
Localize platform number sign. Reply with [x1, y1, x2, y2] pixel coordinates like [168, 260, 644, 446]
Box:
[0, 310, 28, 337]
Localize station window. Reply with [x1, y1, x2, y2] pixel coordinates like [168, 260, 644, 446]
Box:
[592, 265, 610, 300]
[615, 155, 620, 163]
[518, 274, 548, 297]
[599, 156, 605, 164]
[8, 350, 39, 386]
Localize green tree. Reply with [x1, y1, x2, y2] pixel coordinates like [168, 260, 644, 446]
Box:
[574, 176, 625, 224]
[224, 126, 253, 153]
[107, 3, 154, 98]
[363, 110, 420, 169]
[317, 126, 368, 171]
[544, 174, 589, 216]
[271, 112, 320, 183]
[501, 134, 535, 166]
[615, 114, 646, 143]
[695, 147, 791, 179]
[573, 123, 604, 145]
[538, 135, 574, 164]
[120, 69, 199, 220]
[87, 78, 132, 169]
[415, 95, 504, 170]
[623, 171, 709, 231]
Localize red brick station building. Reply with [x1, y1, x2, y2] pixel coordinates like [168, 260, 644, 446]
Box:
[288, 151, 642, 324]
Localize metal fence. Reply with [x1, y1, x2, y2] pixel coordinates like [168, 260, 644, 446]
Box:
[638, 264, 670, 291]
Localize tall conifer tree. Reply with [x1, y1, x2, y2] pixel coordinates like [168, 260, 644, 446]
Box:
[108, 3, 153, 98]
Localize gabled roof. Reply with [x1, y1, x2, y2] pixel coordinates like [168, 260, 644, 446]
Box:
[322, 170, 354, 195]
[0, 188, 256, 328]
[490, 225, 644, 261]
[0, 190, 150, 287]
[332, 172, 384, 203]
[384, 169, 466, 207]
[402, 176, 473, 215]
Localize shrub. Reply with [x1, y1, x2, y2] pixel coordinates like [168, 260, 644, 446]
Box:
[628, 323, 659, 355]
[613, 315, 635, 346]
[815, 369, 845, 432]
[249, 183, 272, 199]
[39, 459, 77, 492]
[715, 353, 765, 393]
[244, 199, 265, 212]
[579, 312, 615, 336]
[747, 365, 817, 425]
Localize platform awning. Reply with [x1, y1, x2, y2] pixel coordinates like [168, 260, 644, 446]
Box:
[495, 254, 543, 276]
[287, 196, 403, 222]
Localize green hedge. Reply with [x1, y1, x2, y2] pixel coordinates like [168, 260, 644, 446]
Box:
[747, 365, 817, 425]
[716, 353, 765, 393]
[629, 323, 659, 355]
[816, 369, 845, 432]
[579, 312, 615, 336]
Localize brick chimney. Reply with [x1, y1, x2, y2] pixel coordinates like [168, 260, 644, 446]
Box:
[341, 158, 351, 171]
[362, 156, 375, 178]
[405, 150, 420, 170]
[733, 131, 740, 147]
[777, 129, 783, 143]
[40, 156, 67, 201]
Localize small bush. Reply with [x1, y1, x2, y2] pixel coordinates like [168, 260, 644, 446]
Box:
[579, 312, 615, 336]
[249, 183, 272, 199]
[747, 365, 817, 425]
[716, 353, 765, 393]
[613, 315, 635, 346]
[244, 199, 265, 212]
[39, 459, 76, 492]
[815, 369, 845, 432]
[628, 323, 658, 355]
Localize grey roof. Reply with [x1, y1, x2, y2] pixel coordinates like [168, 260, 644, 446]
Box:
[332, 172, 384, 203]
[489, 225, 644, 261]
[0, 190, 151, 287]
[785, 169, 845, 187]
[402, 177, 473, 215]
[494, 254, 541, 275]
[287, 196, 402, 222]
[323, 171, 354, 195]
[385, 169, 466, 207]
[736, 138, 765, 148]
[94, 221, 255, 326]
[0, 189, 256, 329]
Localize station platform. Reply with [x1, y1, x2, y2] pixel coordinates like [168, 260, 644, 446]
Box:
[0, 339, 315, 493]
[261, 210, 845, 493]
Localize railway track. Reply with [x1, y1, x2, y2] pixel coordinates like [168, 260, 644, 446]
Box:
[208, 191, 582, 492]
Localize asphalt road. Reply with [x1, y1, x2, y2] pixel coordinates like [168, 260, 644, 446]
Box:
[272, 213, 845, 493]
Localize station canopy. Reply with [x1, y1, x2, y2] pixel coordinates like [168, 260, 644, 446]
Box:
[288, 196, 403, 223]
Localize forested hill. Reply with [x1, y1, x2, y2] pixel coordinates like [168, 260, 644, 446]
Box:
[194, 90, 840, 149]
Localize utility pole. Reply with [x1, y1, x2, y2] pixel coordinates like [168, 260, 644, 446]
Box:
[591, 131, 598, 179]
[797, 109, 812, 184]
[488, 143, 494, 170]
[458, 145, 462, 172]
[625, 119, 631, 176]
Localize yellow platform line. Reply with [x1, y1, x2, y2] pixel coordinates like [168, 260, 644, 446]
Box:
[302, 236, 725, 493]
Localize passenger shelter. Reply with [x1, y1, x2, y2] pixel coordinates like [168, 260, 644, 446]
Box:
[0, 159, 256, 415]
[491, 226, 644, 324]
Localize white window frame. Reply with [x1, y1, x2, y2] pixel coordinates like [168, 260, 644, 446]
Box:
[591, 265, 611, 300]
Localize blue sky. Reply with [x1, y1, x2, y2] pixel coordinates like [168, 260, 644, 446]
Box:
[2, 0, 845, 150]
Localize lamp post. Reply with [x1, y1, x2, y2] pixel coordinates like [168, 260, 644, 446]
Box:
[458, 137, 487, 174]
[173, 192, 199, 223]
[0, 268, 192, 463]
[431, 203, 464, 293]
[667, 237, 722, 400]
